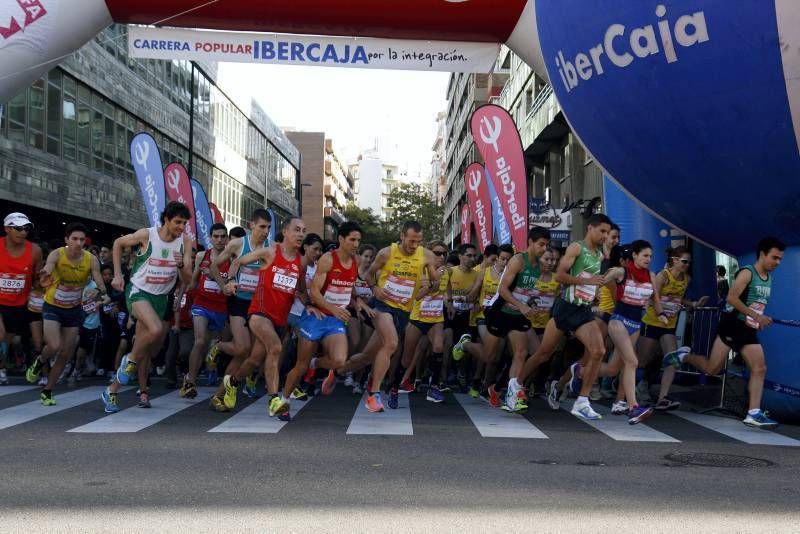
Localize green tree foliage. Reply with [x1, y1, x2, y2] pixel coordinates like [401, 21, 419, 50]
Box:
[386, 183, 444, 243]
[342, 203, 395, 250]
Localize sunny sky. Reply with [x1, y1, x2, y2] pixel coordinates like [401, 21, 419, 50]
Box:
[216, 63, 450, 176]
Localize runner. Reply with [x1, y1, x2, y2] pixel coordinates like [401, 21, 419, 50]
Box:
[347, 243, 377, 354]
[180, 223, 229, 399]
[206, 210, 271, 411]
[280, 222, 364, 419]
[221, 217, 306, 417]
[0, 213, 42, 385]
[101, 202, 192, 413]
[27, 223, 105, 405]
[512, 214, 613, 420]
[663, 237, 785, 429]
[528, 247, 561, 399]
[445, 243, 478, 395]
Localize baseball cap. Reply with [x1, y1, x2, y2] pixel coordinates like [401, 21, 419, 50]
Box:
[4, 212, 33, 227]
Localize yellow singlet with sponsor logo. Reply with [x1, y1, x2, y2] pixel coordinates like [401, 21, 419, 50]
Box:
[643, 268, 688, 329]
[449, 267, 478, 314]
[529, 277, 561, 328]
[471, 266, 501, 325]
[376, 243, 426, 313]
[410, 270, 450, 324]
[43, 248, 92, 309]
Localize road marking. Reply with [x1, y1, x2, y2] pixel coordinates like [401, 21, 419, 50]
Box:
[346, 393, 413, 435]
[672, 411, 800, 447]
[566, 402, 680, 442]
[454, 393, 548, 438]
[68, 388, 214, 433]
[208, 396, 310, 433]
[0, 386, 112, 430]
[0, 385, 37, 397]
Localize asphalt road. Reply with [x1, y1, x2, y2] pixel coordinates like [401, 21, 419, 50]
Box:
[1, 377, 798, 532]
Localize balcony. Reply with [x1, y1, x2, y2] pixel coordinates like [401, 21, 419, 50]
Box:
[324, 206, 345, 225]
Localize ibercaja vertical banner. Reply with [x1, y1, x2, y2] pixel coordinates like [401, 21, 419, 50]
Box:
[266, 208, 277, 243]
[130, 132, 165, 229]
[190, 179, 214, 251]
[164, 163, 198, 248]
[460, 203, 471, 245]
[464, 162, 493, 250]
[209, 203, 224, 224]
[470, 104, 528, 251]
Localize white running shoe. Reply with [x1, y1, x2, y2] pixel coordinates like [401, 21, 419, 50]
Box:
[37, 375, 47, 386]
[611, 400, 629, 415]
[344, 372, 354, 388]
[352, 383, 363, 395]
[546, 380, 560, 410]
[0, 368, 8, 385]
[571, 401, 602, 421]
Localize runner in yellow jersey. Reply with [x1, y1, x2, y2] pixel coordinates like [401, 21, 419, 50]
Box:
[445, 243, 479, 395]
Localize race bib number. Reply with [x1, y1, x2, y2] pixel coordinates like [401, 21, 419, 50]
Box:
[745, 302, 766, 330]
[54, 284, 82, 306]
[511, 287, 535, 308]
[103, 304, 115, 314]
[419, 294, 444, 318]
[180, 293, 188, 309]
[0, 273, 26, 293]
[202, 279, 221, 294]
[238, 266, 260, 293]
[144, 258, 177, 286]
[354, 281, 373, 298]
[621, 280, 653, 307]
[384, 274, 415, 305]
[272, 268, 299, 294]
[324, 284, 352, 308]
[574, 272, 598, 304]
[27, 293, 44, 313]
[451, 295, 472, 312]
[533, 294, 555, 312]
[82, 299, 98, 315]
[660, 296, 682, 318]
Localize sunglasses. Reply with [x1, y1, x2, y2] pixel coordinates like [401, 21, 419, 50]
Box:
[671, 257, 691, 265]
[433, 250, 447, 256]
[10, 225, 32, 232]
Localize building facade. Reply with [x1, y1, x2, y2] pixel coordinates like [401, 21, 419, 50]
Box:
[350, 150, 400, 221]
[0, 24, 299, 245]
[286, 132, 354, 241]
[430, 111, 447, 206]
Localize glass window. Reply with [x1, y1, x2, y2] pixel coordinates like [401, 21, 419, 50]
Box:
[92, 108, 104, 158]
[63, 95, 76, 160]
[77, 102, 91, 155]
[48, 69, 61, 87]
[29, 78, 45, 133]
[63, 75, 76, 98]
[104, 116, 114, 162]
[45, 84, 60, 155]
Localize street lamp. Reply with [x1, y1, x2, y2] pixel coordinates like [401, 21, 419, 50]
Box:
[298, 182, 312, 218]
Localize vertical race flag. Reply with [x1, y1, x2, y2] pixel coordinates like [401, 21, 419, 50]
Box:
[209, 203, 224, 224]
[266, 208, 277, 243]
[470, 104, 528, 251]
[164, 163, 198, 248]
[464, 163, 493, 250]
[486, 166, 511, 245]
[130, 132, 166, 228]
[190, 179, 214, 251]
[460, 203, 471, 245]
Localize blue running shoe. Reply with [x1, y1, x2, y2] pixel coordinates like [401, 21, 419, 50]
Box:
[101, 388, 120, 413]
[627, 404, 654, 425]
[743, 410, 779, 430]
[662, 346, 691, 368]
[567, 362, 583, 396]
[243, 375, 258, 398]
[388, 388, 399, 409]
[115, 354, 137, 386]
[571, 402, 602, 421]
[426, 385, 445, 403]
[206, 369, 219, 386]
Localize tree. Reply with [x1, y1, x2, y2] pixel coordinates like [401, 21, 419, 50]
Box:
[386, 183, 444, 243]
[342, 203, 395, 250]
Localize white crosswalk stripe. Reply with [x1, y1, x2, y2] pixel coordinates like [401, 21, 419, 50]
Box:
[0, 386, 113, 430]
[672, 411, 800, 447]
[347, 392, 413, 435]
[0, 385, 38, 397]
[566, 402, 680, 443]
[454, 394, 548, 438]
[208, 396, 310, 433]
[68, 388, 214, 433]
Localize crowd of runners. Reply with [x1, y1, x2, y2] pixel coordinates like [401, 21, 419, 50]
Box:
[0, 204, 786, 429]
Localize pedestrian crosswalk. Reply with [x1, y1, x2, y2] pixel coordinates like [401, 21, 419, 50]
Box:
[0, 384, 798, 447]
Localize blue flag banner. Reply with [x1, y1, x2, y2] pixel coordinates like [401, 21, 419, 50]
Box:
[266, 208, 276, 244]
[130, 132, 166, 228]
[190, 179, 214, 251]
[485, 166, 511, 245]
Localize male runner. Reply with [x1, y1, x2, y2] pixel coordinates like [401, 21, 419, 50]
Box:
[0, 213, 42, 384]
[279, 221, 364, 419]
[663, 236, 785, 429]
[446, 243, 478, 393]
[101, 202, 192, 412]
[222, 217, 306, 417]
[180, 223, 229, 398]
[207, 210, 271, 410]
[510, 214, 613, 420]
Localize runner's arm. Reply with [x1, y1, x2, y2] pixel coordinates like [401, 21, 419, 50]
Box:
[650, 271, 667, 320]
[466, 267, 485, 302]
[726, 269, 768, 326]
[38, 249, 60, 286]
[212, 238, 240, 288]
[554, 243, 604, 286]
[424, 249, 442, 285]
[31, 243, 43, 276]
[177, 235, 193, 286]
[498, 255, 529, 313]
[188, 250, 205, 292]
[237, 245, 273, 268]
[365, 246, 390, 300]
[680, 275, 708, 309]
[112, 229, 148, 281]
[89, 255, 106, 297]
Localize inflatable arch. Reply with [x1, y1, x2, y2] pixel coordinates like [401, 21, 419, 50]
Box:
[2, 0, 799, 420]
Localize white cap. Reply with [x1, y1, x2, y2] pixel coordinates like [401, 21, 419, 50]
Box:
[3, 212, 33, 227]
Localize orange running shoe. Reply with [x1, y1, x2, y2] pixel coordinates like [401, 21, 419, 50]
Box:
[364, 392, 385, 413]
[321, 370, 337, 395]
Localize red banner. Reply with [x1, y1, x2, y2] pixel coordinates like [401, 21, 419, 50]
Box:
[470, 104, 528, 251]
[163, 162, 198, 247]
[460, 203, 471, 245]
[209, 202, 224, 224]
[464, 163, 493, 250]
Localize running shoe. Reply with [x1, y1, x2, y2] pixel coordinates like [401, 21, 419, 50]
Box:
[457, 371, 468, 393]
[488, 384, 502, 408]
[468, 386, 480, 399]
[571, 401, 602, 421]
[321, 370, 337, 395]
[611, 400, 629, 415]
[398, 378, 415, 394]
[344, 372, 355, 388]
[25, 357, 43, 383]
[40, 390, 56, 406]
[268, 396, 289, 417]
[57, 362, 73, 385]
[426, 385, 445, 403]
[209, 395, 229, 412]
[290, 387, 308, 401]
[180, 380, 198, 399]
[451, 333, 471, 362]
[206, 369, 219, 386]
[387, 387, 399, 409]
[654, 397, 681, 411]
[302, 367, 316, 384]
[243, 374, 258, 398]
[301, 379, 317, 398]
[365, 392, 384, 413]
[138, 391, 151, 408]
[101, 388, 119, 413]
[503, 387, 517, 412]
[567, 362, 583, 396]
[438, 383, 451, 393]
[743, 410, 779, 430]
[277, 411, 292, 422]
[662, 346, 691, 368]
[546, 380, 560, 410]
[352, 383, 363, 395]
[0, 368, 8, 385]
[38, 375, 48, 387]
[502, 390, 528, 413]
[205, 342, 219, 369]
[115, 354, 137, 385]
[628, 404, 654, 425]
[222, 375, 238, 409]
